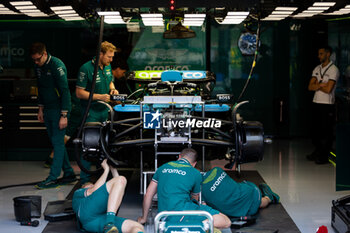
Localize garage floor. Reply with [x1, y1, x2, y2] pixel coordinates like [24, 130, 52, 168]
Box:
[0, 138, 349, 233]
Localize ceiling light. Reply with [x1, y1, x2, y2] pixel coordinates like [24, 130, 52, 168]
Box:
[98, 11, 120, 16]
[183, 20, 204, 26]
[53, 10, 76, 14]
[307, 6, 329, 10]
[0, 10, 18, 14]
[142, 21, 164, 26]
[313, 2, 336, 7]
[104, 19, 126, 24]
[267, 15, 287, 18]
[19, 9, 40, 13]
[15, 6, 37, 10]
[141, 13, 163, 26]
[271, 11, 294, 15]
[275, 7, 298, 11]
[227, 11, 249, 16]
[26, 13, 48, 17]
[10, 1, 33, 6]
[293, 14, 316, 17]
[50, 6, 73, 11]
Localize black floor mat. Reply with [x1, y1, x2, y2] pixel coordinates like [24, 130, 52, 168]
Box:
[43, 170, 300, 233]
[226, 170, 300, 233]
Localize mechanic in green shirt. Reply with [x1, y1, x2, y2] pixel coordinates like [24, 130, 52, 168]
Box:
[30, 42, 76, 189]
[72, 159, 144, 233]
[138, 148, 231, 230]
[201, 167, 280, 218]
[76, 41, 119, 185]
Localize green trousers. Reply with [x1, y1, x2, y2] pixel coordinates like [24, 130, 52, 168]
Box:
[44, 108, 74, 180]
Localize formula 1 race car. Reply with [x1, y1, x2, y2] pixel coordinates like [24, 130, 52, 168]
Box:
[75, 70, 264, 190]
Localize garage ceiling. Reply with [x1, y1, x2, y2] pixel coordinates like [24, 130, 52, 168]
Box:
[0, 0, 350, 22]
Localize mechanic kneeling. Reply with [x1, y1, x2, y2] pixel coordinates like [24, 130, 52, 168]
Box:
[138, 148, 231, 229]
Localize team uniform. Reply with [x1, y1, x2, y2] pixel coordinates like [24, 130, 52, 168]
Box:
[35, 54, 74, 181]
[152, 158, 219, 216]
[202, 167, 261, 217]
[76, 58, 114, 123]
[311, 61, 339, 161]
[72, 183, 126, 232]
[76, 58, 114, 183]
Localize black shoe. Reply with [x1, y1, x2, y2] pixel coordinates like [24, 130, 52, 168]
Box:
[315, 157, 329, 164]
[103, 223, 119, 233]
[35, 178, 59, 189]
[57, 174, 77, 185]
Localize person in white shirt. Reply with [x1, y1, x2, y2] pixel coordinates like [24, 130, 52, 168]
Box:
[307, 45, 339, 164]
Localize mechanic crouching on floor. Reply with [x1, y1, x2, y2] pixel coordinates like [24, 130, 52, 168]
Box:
[201, 167, 280, 219]
[72, 159, 144, 233]
[138, 148, 231, 229]
[75, 41, 119, 186]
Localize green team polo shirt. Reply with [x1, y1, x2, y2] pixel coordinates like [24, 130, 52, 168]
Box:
[202, 167, 260, 217]
[152, 158, 202, 212]
[35, 54, 71, 112]
[76, 58, 113, 111]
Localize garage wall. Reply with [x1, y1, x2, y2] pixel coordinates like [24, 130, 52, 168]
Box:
[1, 18, 349, 160]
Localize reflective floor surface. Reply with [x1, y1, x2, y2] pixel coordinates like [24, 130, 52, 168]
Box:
[0, 138, 349, 233]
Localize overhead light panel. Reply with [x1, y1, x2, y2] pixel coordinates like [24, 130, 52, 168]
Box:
[322, 5, 350, 15]
[51, 6, 73, 11]
[51, 5, 83, 21]
[216, 11, 249, 24]
[10, 1, 48, 17]
[0, 4, 18, 15]
[307, 6, 330, 10]
[275, 7, 298, 11]
[97, 11, 126, 24]
[53, 10, 76, 14]
[227, 11, 249, 16]
[313, 2, 336, 7]
[183, 13, 205, 26]
[97, 11, 120, 16]
[9, 1, 33, 6]
[141, 13, 164, 26]
[293, 13, 317, 18]
[262, 6, 297, 21]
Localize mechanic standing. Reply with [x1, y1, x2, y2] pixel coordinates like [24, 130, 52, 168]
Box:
[76, 41, 119, 185]
[30, 42, 76, 189]
[307, 45, 339, 164]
